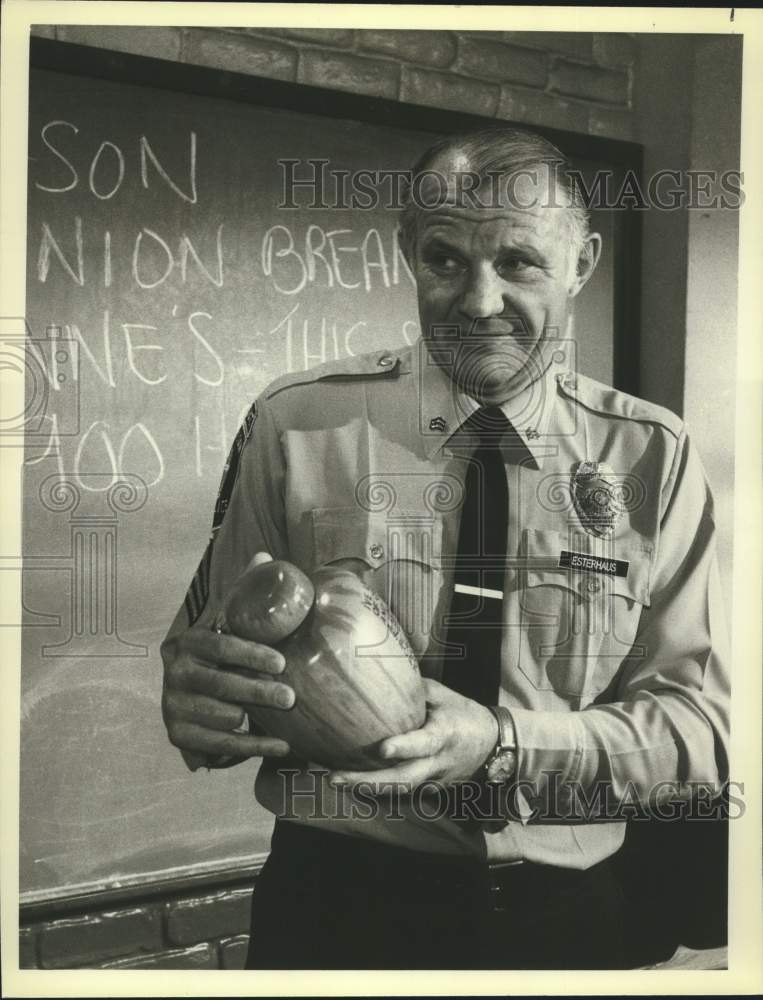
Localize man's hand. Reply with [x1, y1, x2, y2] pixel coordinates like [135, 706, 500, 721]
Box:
[327, 678, 499, 792]
[161, 625, 295, 760]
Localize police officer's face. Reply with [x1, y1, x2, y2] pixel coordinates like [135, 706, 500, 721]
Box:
[410, 163, 599, 404]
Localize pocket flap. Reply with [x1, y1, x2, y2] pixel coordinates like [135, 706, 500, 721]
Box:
[311, 507, 443, 571]
[522, 528, 652, 606]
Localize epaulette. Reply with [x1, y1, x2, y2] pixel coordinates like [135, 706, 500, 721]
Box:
[264, 348, 405, 401]
[556, 370, 684, 439]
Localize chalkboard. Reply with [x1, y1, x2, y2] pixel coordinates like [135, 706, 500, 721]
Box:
[20, 41, 639, 901]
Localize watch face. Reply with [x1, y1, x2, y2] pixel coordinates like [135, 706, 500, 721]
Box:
[486, 750, 516, 784]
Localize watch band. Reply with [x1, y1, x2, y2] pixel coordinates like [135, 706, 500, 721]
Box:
[488, 705, 516, 752]
[484, 705, 518, 784]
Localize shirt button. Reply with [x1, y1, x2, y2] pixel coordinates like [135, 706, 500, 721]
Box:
[369, 543, 384, 560]
[586, 578, 601, 594]
[377, 354, 394, 367]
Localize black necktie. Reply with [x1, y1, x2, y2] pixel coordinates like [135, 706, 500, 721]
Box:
[442, 406, 511, 706]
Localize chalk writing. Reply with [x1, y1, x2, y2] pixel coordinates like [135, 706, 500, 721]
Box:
[29, 116, 421, 495]
[38, 217, 84, 285]
[285, 315, 365, 372]
[122, 324, 166, 385]
[261, 224, 416, 295]
[88, 141, 125, 200]
[103, 230, 112, 288]
[34, 120, 79, 193]
[132, 228, 174, 289]
[188, 311, 225, 387]
[118, 423, 165, 488]
[140, 133, 197, 205]
[34, 120, 198, 204]
[37, 220, 225, 289]
[179, 226, 224, 288]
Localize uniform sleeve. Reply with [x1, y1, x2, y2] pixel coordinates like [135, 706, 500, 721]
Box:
[160, 395, 289, 770]
[509, 427, 731, 818]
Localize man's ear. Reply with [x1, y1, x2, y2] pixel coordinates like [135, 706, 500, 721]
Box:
[568, 233, 602, 297]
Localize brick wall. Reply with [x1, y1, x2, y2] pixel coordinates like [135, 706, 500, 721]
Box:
[22, 23, 637, 970]
[31, 25, 637, 141]
[20, 878, 256, 970]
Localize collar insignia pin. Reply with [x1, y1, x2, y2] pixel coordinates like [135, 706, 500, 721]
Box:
[429, 416, 447, 433]
[571, 461, 626, 538]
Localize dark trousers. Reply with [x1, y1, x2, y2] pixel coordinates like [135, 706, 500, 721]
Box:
[246, 820, 627, 970]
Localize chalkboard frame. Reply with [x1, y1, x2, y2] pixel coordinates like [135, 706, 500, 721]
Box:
[29, 35, 643, 395]
[21, 36, 644, 916]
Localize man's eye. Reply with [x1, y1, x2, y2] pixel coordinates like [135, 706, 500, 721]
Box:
[426, 254, 463, 274]
[499, 257, 534, 275]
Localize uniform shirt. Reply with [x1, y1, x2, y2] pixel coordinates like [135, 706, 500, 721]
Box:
[162, 339, 730, 869]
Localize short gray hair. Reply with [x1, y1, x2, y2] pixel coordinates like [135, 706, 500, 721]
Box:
[399, 126, 590, 258]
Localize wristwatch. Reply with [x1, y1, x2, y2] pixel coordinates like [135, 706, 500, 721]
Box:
[484, 705, 518, 784]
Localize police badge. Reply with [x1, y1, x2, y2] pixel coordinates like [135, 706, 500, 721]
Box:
[571, 461, 627, 538]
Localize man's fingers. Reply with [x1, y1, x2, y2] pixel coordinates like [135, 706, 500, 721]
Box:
[377, 716, 445, 761]
[182, 628, 286, 675]
[422, 676, 450, 701]
[163, 690, 246, 732]
[248, 551, 273, 569]
[170, 659, 295, 709]
[167, 719, 291, 758]
[329, 758, 435, 792]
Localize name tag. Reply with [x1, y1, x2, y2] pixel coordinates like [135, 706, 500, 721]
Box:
[558, 550, 630, 578]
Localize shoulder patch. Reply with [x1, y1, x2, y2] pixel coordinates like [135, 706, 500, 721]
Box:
[263, 348, 405, 400]
[183, 400, 258, 626]
[557, 371, 683, 439]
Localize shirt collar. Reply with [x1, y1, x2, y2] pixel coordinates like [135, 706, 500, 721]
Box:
[411, 338, 563, 469]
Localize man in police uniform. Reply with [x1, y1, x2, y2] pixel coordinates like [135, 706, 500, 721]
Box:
[160, 128, 729, 969]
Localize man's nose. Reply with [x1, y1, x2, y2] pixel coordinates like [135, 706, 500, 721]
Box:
[458, 265, 506, 319]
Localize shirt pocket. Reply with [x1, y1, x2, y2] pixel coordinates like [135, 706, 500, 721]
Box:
[517, 527, 652, 700]
[311, 507, 444, 659]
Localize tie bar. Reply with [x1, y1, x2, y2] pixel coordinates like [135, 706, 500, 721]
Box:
[454, 582, 504, 600]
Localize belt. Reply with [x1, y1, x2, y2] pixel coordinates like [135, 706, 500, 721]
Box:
[272, 817, 487, 882]
[270, 820, 604, 912]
